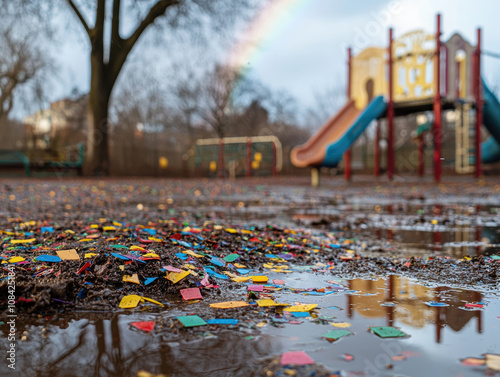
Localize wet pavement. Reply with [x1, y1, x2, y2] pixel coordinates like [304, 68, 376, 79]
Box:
[1, 176, 500, 376]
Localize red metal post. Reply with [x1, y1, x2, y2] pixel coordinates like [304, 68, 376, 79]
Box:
[246, 138, 252, 177]
[418, 135, 424, 176]
[344, 47, 352, 181]
[344, 149, 351, 181]
[475, 28, 482, 178]
[472, 52, 477, 97]
[433, 14, 442, 182]
[387, 28, 395, 180]
[218, 139, 224, 177]
[375, 122, 380, 176]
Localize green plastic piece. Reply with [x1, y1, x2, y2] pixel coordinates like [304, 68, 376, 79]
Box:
[322, 329, 352, 340]
[177, 315, 207, 327]
[370, 326, 407, 338]
[223, 253, 239, 262]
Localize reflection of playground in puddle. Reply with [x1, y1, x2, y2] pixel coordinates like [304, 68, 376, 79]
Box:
[347, 276, 482, 343]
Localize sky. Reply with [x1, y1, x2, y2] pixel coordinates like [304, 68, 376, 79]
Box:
[43, 0, 500, 120]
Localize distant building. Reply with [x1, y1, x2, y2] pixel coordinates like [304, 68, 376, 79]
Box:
[24, 95, 88, 149]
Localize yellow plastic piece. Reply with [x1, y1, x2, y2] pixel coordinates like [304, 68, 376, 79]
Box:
[123, 274, 140, 284]
[130, 246, 145, 251]
[251, 275, 268, 283]
[209, 301, 249, 309]
[9, 256, 25, 263]
[231, 276, 252, 283]
[119, 294, 142, 308]
[143, 253, 160, 258]
[166, 270, 190, 284]
[285, 304, 318, 312]
[331, 322, 351, 328]
[56, 249, 80, 261]
[183, 250, 203, 258]
[142, 297, 164, 306]
[256, 299, 288, 307]
[11, 238, 36, 244]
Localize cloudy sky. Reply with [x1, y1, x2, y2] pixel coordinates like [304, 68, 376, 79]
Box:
[49, 0, 500, 119]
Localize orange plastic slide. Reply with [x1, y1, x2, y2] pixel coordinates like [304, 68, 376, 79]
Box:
[291, 100, 361, 167]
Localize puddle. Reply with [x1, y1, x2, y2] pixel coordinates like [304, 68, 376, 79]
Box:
[2, 179, 500, 376]
[3, 274, 498, 377]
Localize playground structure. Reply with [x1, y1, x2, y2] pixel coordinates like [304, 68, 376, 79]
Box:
[194, 136, 282, 178]
[292, 14, 500, 182]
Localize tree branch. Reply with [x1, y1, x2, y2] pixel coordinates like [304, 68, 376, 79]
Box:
[66, 0, 91, 38]
[108, 0, 179, 88]
[125, 0, 179, 53]
[111, 0, 122, 42]
[95, 0, 106, 40]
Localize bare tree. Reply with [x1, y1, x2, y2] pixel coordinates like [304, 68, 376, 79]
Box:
[195, 63, 268, 138]
[305, 84, 346, 129]
[170, 70, 202, 145]
[0, 25, 51, 121]
[196, 64, 243, 138]
[59, 0, 258, 175]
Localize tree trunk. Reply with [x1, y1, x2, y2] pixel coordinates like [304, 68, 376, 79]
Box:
[84, 52, 111, 175]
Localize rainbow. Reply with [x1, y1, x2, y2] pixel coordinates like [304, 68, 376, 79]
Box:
[227, 0, 310, 73]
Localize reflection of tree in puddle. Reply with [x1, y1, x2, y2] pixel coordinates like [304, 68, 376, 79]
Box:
[6, 315, 277, 377]
[347, 276, 482, 343]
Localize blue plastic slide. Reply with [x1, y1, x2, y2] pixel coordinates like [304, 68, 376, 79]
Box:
[322, 96, 387, 167]
[481, 81, 500, 163]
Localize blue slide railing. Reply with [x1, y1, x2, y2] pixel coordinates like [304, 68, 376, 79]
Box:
[322, 96, 387, 167]
[482, 81, 500, 164]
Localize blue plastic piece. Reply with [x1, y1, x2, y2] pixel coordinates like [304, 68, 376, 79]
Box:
[204, 268, 228, 279]
[236, 268, 252, 275]
[41, 227, 54, 234]
[176, 240, 192, 248]
[35, 255, 61, 263]
[144, 277, 158, 285]
[425, 301, 449, 307]
[206, 319, 239, 325]
[175, 253, 189, 260]
[290, 312, 310, 318]
[322, 96, 387, 167]
[210, 257, 225, 267]
[77, 288, 87, 299]
[111, 253, 130, 261]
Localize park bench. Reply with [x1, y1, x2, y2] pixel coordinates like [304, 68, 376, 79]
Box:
[30, 143, 84, 176]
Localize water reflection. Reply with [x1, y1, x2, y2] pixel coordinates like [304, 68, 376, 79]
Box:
[348, 276, 483, 343]
[0, 314, 277, 377]
[1, 275, 496, 377]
